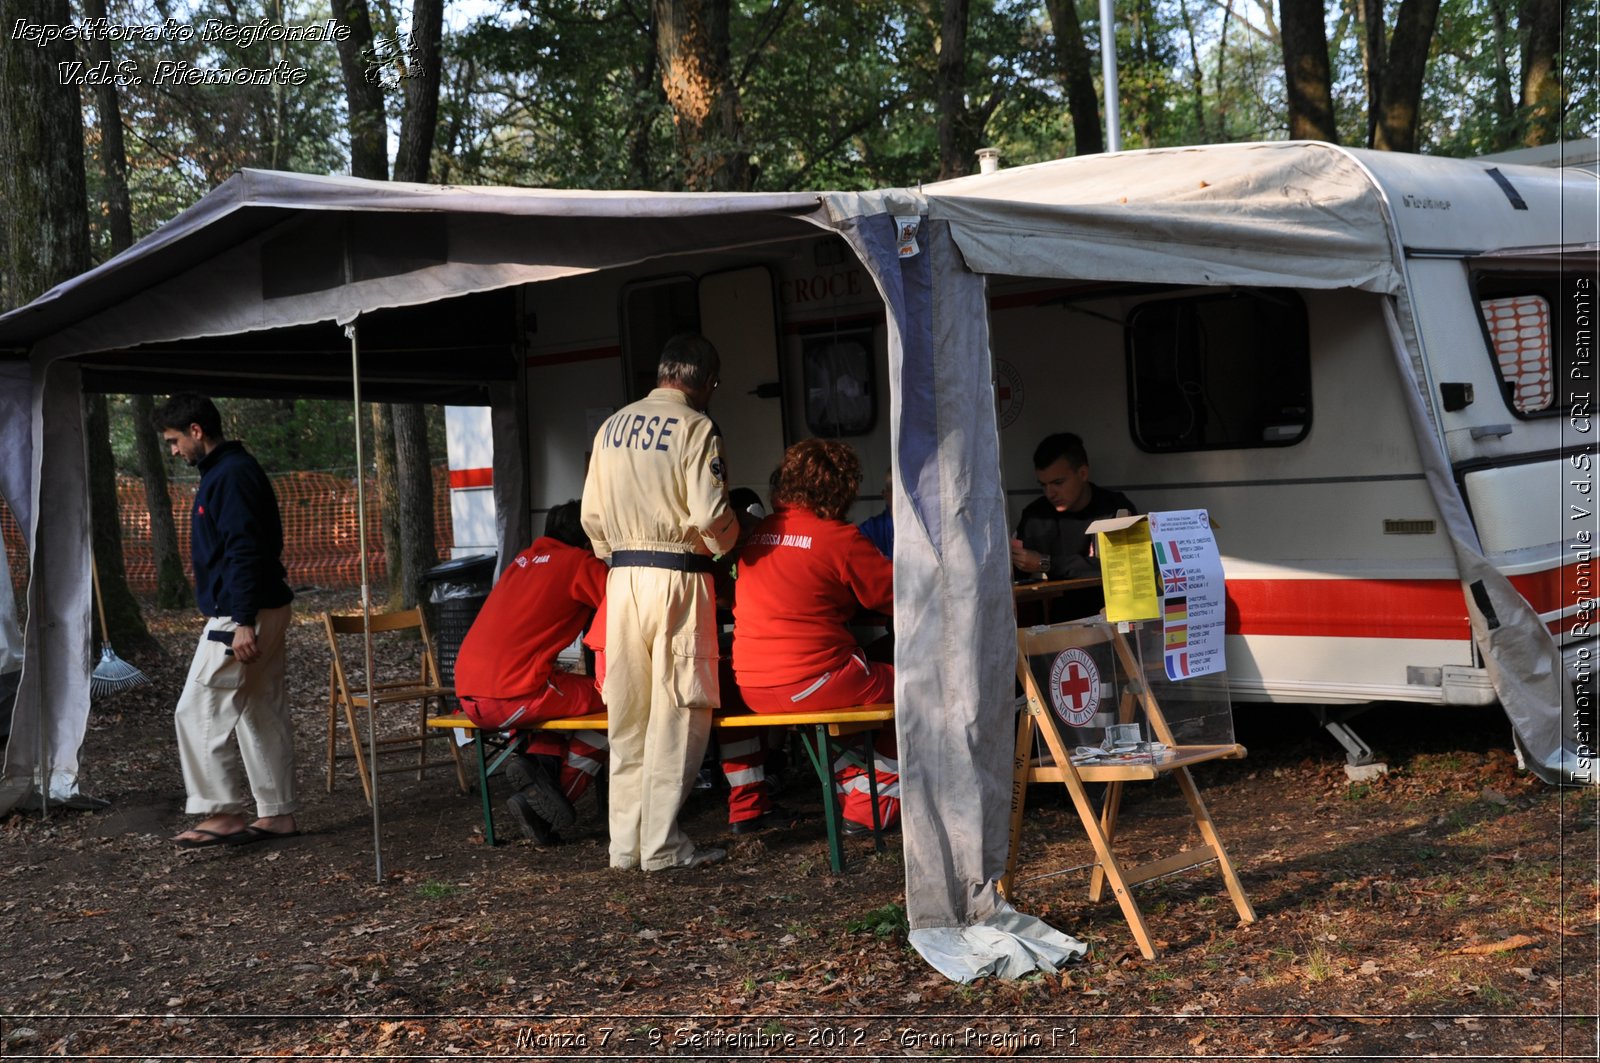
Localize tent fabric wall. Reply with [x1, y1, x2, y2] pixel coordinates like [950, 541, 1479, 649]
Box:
[0, 360, 93, 813]
[833, 208, 1086, 980]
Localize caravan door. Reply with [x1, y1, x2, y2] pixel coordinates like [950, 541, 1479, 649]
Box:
[699, 266, 788, 496]
[1411, 252, 1593, 675]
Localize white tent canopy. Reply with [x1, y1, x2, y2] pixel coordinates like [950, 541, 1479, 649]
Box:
[0, 143, 1588, 984]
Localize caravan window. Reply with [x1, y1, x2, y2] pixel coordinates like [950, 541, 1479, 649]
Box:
[1474, 271, 1596, 418]
[620, 276, 699, 403]
[1125, 289, 1311, 452]
[800, 325, 877, 437]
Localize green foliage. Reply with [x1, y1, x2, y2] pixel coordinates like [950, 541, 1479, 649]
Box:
[416, 880, 460, 899]
[83, 0, 346, 261]
[109, 395, 446, 477]
[846, 902, 909, 938]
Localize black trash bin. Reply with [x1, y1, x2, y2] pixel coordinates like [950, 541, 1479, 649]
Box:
[422, 554, 497, 704]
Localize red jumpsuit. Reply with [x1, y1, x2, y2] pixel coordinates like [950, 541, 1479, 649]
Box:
[454, 537, 609, 802]
[732, 506, 899, 829]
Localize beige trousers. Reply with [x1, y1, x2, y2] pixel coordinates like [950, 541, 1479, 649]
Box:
[174, 605, 295, 817]
[602, 567, 719, 870]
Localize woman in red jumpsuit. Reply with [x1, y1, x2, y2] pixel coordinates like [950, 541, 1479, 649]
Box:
[731, 439, 898, 831]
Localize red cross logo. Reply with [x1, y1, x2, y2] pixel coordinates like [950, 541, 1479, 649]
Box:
[1059, 663, 1092, 708]
[1047, 647, 1101, 726]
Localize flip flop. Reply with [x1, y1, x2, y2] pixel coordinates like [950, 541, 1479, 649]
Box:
[173, 827, 244, 849]
[223, 825, 302, 847]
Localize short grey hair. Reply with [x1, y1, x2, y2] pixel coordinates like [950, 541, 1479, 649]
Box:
[656, 333, 720, 392]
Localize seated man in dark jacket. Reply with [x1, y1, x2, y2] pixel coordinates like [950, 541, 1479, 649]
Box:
[1010, 433, 1135, 619]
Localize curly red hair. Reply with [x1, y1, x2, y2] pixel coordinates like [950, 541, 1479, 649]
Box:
[773, 439, 862, 522]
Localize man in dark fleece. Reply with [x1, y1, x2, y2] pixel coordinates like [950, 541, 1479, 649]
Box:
[154, 393, 298, 849]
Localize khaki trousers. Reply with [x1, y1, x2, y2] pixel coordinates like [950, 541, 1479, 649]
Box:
[174, 605, 295, 817]
[602, 567, 719, 870]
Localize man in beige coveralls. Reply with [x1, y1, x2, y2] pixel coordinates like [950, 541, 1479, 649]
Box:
[581, 334, 740, 871]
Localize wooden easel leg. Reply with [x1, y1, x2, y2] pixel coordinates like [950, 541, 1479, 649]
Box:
[1087, 779, 1125, 902]
[1062, 769, 1158, 960]
[1173, 766, 1256, 924]
[1001, 707, 1037, 901]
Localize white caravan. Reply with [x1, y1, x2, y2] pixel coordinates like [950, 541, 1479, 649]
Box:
[440, 144, 1595, 760]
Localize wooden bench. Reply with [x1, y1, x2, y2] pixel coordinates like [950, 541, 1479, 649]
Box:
[427, 704, 895, 870]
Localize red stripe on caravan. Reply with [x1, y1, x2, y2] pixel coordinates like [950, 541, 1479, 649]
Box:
[1225, 579, 1470, 640]
[1506, 567, 1573, 616]
[525, 346, 621, 367]
[449, 467, 493, 489]
[1226, 569, 1572, 641]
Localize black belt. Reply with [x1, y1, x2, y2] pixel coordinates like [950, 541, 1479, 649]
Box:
[611, 550, 717, 573]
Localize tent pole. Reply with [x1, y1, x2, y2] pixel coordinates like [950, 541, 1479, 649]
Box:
[1099, 0, 1121, 152]
[346, 320, 384, 883]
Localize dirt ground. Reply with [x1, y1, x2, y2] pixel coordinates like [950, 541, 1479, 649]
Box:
[1, 590, 1596, 1060]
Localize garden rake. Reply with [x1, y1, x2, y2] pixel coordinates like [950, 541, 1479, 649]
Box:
[90, 554, 150, 696]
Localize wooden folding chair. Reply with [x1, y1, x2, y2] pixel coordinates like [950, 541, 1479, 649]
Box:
[1004, 619, 1255, 959]
[324, 607, 468, 803]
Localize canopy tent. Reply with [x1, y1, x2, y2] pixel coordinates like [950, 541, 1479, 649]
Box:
[0, 142, 1589, 985]
[0, 169, 1085, 980]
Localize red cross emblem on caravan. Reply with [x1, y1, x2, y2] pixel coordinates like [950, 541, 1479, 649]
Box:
[1048, 648, 1101, 727]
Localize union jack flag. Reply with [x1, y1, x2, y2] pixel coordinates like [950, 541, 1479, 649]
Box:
[1162, 568, 1187, 595]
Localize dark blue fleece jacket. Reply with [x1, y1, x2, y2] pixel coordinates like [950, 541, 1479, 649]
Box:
[192, 441, 293, 625]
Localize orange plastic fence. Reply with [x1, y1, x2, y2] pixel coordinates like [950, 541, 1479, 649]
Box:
[1, 465, 456, 598]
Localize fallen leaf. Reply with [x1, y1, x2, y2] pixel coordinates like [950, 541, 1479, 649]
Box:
[1452, 934, 1537, 955]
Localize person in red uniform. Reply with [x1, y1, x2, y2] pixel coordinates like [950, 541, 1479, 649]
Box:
[454, 501, 608, 845]
[731, 439, 899, 832]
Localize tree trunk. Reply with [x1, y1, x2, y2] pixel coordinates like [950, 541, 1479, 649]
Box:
[0, 0, 90, 307]
[130, 395, 190, 610]
[1371, 0, 1442, 152]
[85, 396, 156, 654]
[1044, 0, 1104, 154]
[1487, 0, 1518, 143]
[393, 404, 438, 608]
[330, 0, 390, 181]
[388, 0, 443, 608]
[630, 5, 665, 186]
[1359, 0, 1384, 146]
[80, 0, 187, 613]
[654, 0, 751, 191]
[1280, 0, 1340, 142]
[371, 403, 405, 610]
[395, 0, 443, 182]
[1178, 0, 1209, 140]
[935, 0, 973, 178]
[1519, 0, 1562, 146]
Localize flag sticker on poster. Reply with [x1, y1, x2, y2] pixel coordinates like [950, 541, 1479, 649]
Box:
[1148, 509, 1226, 680]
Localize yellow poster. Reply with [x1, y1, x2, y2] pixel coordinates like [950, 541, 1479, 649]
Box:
[1097, 525, 1160, 622]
